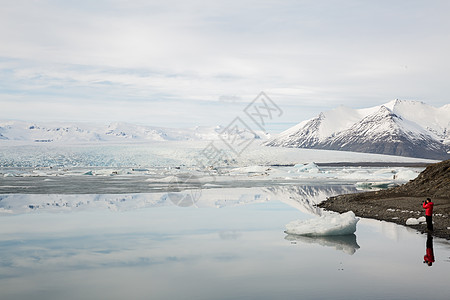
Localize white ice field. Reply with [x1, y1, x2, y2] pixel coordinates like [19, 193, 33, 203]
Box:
[0, 140, 434, 236]
[0, 141, 431, 198]
[0, 139, 437, 168]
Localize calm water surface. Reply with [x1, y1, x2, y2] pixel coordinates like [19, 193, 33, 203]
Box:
[0, 186, 449, 300]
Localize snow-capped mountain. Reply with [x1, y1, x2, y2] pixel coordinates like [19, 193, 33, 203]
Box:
[266, 100, 450, 160]
[0, 121, 269, 143]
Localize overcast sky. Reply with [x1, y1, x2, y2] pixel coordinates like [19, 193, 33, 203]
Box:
[1, 0, 449, 132]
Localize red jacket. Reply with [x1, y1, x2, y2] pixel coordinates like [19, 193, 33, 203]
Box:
[423, 201, 434, 216]
[424, 248, 435, 263]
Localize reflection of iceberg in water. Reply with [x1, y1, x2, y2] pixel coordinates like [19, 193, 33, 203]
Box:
[0, 184, 358, 215]
[279, 185, 361, 251]
[265, 185, 358, 216]
[285, 233, 360, 255]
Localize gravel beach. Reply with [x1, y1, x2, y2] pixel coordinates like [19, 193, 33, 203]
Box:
[318, 160, 450, 240]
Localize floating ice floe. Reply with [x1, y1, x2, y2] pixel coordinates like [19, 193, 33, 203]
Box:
[230, 165, 272, 174]
[285, 211, 359, 236]
[146, 176, 177, 183]
[405, 216, 426, 225]
[293, 162, 321, 173]
[93, 169, 120, 176]
[355, 181, 397, 190]
[0, 208, 13, 214]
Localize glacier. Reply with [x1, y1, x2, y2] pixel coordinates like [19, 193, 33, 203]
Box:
[0, 139, 436, 169]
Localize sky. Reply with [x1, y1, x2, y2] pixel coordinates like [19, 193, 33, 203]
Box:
[1, 0, 449, 132]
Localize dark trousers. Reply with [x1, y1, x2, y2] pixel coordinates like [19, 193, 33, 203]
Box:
[426, 215, 433, 231]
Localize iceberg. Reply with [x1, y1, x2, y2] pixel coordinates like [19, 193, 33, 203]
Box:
[393, 169, 419, 181]
[293, 162, 321, 173]
[285, 211, 359, 236]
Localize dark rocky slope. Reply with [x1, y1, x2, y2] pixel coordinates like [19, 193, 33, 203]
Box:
[319, 160, 450, 239]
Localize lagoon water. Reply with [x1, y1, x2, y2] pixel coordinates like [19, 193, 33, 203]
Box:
[1, 185, 449, 300]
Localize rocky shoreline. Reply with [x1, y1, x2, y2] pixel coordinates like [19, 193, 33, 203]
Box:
[318, 160, 450, 240]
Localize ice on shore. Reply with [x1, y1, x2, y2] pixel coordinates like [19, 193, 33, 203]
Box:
[406, 216, 426, 225]
[285, 211, 359, 236]
[405, 218, 419, 225]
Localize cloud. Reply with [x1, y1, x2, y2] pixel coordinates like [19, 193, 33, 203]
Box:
[0, 0, 449, 129]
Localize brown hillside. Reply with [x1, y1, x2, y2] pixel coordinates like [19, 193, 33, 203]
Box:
[393, 159, 450, 198]
[332, 160, 450, 201]
[319, 160, 450, 239]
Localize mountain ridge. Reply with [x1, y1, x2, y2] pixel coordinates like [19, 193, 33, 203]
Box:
[0, 120, 269, 143]
[265, 100, 450, 160]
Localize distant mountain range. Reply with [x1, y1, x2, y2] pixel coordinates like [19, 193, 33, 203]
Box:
[0, 121, 269, 143]
[2, 99, 449, 160]
[265, 100, 450, 160]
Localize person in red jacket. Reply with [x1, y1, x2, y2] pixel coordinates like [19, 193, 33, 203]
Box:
[422, 197, 434, 231]
[423, 234, 435, 266]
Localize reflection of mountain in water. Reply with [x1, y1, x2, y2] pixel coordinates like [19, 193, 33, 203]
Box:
[0, 193, 167, 214]
[0, 184, 358, 214]
[285, 233, 360, 255]
[265, 185, 358, 216]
